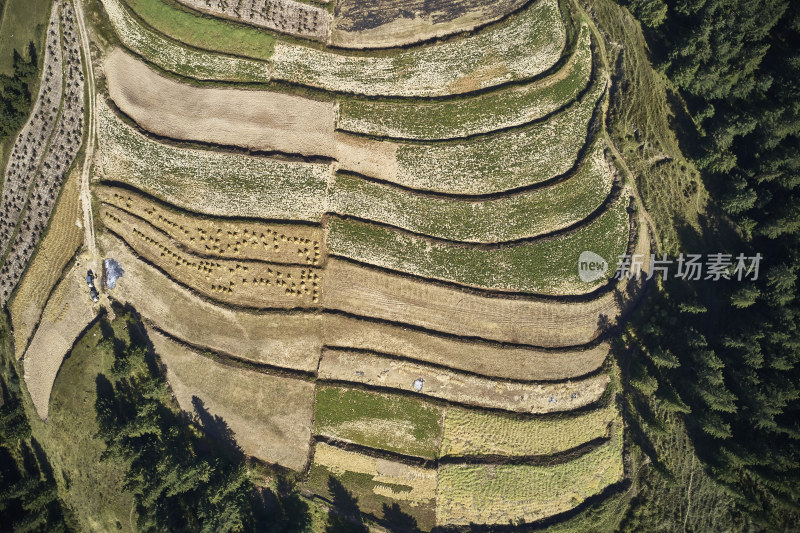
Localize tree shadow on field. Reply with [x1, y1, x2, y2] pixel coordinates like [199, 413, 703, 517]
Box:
[253, 475, 312, 533]
[382, 503, 420, 533]
[326, 477, 368, 533]
[29, 437, 55, 483]
[190, 395, 243, 459]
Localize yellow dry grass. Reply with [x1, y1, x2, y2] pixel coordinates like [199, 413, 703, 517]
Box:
[324, 314, 609, 381]
[96, 185, 325, 266]
[104, 48, 336, 157]
[318, 349, 609, 413]
[147, 327, 315, 471]
[440, 403, 620, 457]
[436, 425, 625, 525]
[100, 232, 323, 372]
[101, 205, 321, 307]
[10, 168, 83, 359]
[22, 263, 98, 418]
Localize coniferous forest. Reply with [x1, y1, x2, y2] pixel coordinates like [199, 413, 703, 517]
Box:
[619, 0, 800, 530]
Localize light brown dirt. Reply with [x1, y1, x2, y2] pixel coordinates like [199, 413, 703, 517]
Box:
[318, 349, 609, 413]
[104, 48, 336, 157]
[22, 263, 98, 419]
[148, 327, 315, 471]
[334, 131, 397, 182]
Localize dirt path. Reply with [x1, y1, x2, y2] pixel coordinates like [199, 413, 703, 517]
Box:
[574, 0, 661, 254]
[74, 0, 97, 259]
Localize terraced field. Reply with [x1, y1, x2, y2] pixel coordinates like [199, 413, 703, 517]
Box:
[2, 0, 651, 527]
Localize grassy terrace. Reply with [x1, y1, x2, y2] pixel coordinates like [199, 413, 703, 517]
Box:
[100, 0, 271, 82]
[329, 141, 612, 243]
[436, 426, 624, 525]
[97, 100, 328, 220]
[336, 25, 593, 140]
[326, 194, 630, 295]
[313, 386, 444, 459]
[263, 0, 564, 97]
[109, 0, 566, 97]
[392, 76, 605, 194]
[440, 404, 619, 457]
[123, 0, 275, 60]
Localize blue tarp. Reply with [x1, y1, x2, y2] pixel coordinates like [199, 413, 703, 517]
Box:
[104, 258, 124, 289]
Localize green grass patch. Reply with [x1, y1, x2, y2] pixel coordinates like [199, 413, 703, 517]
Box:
[327, 194, 630, 295]
[337, 25, 592, 140]
[393, 76, 605, 194]
[100, 0, 271, 82]
[313, 385, 444, 459]
[330, 140, 612, 243]
[0, 0, 50, 75]
[123, 0, 274, 61]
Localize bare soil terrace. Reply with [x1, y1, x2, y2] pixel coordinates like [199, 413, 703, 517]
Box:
[148, 327, 316, 471]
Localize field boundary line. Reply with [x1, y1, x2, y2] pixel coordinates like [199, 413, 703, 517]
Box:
[103, 231, 630, 351]
[324, 182, 621, 248]
[320, 345, 608, 386]
[315, 378, 612, 418]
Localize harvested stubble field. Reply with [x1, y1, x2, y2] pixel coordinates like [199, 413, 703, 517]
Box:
[102, 231, 610, 383]
[101, 204, 322, 307]
[99, 0, 272, 82]
[97, 99, 329, 221]
[320, 258, 624, 347]
[100, 232, 323, 371]
[104, 230, 615, 388]
[436, 426, 625, 525]
[323, 315, 611, 381]
[440, 403, 619, 457]
[336, 24, 593, 140]
[173, 0, 330, 41]
[123, 0, 276, 61]
[313, 385, 444, 459]
[22, 265, 97, 419]
[326, 194, 629, 295]
[10, 168, 83, 359]
[328, 140, 613, 243]
[96, 185, 325, 266]
[391, 76, 605, 194]
[318, 349, 609, 414]
[330, 0, 528, 48]
[105, 48, 336, 157]
[147, 327, 315, 471]
[0, 0, 85, 306]
[307, 443, 437, 530]
[271, 0, 565, 97]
